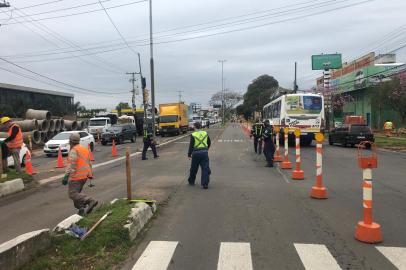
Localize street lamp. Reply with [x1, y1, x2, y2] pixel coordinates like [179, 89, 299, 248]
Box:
[218, 60, 226, 125]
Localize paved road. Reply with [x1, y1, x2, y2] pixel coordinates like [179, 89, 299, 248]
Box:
[123, 124, 406, 270]
[0, 127, 223, 243]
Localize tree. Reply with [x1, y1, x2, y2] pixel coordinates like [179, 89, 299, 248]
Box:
[332, 93, 355, 117]
[238, 74, 279, 119]
[209, 91, 242, 119]
[115, 102, 131, 116]
[370, 77, 406, 126]
[73, 101, 86, 115]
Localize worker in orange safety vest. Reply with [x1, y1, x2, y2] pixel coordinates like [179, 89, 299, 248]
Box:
[62, 133, 98, 216]
[0, 117, 23, 173]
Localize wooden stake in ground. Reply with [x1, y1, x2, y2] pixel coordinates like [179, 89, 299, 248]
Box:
[0, 145, 3, 176]
[126, 147, 132, 201]
[80, 210, 112, 241]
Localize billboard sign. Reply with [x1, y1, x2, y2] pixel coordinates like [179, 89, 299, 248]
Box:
[312, 54, 342, 70]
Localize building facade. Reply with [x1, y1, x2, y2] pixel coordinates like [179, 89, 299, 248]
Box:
[0, 83, 74, 118]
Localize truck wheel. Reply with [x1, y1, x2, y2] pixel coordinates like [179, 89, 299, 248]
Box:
[329, 139, 333, 145]
[131, 134, 136, 143]
[101, 140, 107, 146]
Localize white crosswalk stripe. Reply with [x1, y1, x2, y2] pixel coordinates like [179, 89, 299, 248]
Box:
[294, 243, 342, 270]
[132, 241, 178, 270]
[131, 241, 406, 269]
[217, 242, 253, 270]
[218, 139, 245, 143]
[376, 246, 406, 270]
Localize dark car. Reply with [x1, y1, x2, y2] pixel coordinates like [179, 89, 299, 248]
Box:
[101, 124, 137, 145]
[329, 124, 374, 147]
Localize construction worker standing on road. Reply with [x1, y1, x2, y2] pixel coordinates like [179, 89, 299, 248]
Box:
[250, 119, 264, 154]
[262, 120, 275, 167]
[62, 133, 98, 216]
[142, 122, 159, 160]
[0, 117, 23, 173]
[383, 120, 394, 137]
[187, 122, 211, 189]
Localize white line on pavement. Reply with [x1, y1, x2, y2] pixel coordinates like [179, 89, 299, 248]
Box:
[276, 164, 290, 184]
[132, 241, 178, 270]
[38, 133, 191, 185]
[217, 242, 253, 270]
[294, 243, 341, 270]
[376, 246, 406, 269]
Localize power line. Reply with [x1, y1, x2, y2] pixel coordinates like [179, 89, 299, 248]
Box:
[0, 57, 129, 95]
[1, 0, 148, 26]
[97, 0, 139, 57]
[0, 0, 67, 13]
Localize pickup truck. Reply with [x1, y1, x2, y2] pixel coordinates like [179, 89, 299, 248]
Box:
[329, 124, 374, 147]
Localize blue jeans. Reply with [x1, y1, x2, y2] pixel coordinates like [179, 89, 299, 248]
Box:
[188, 150, 210, 187]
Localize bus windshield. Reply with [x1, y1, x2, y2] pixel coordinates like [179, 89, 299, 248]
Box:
[285, 95, 322, 115]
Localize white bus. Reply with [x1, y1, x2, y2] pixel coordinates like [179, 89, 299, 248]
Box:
[263, 93, 324, 145]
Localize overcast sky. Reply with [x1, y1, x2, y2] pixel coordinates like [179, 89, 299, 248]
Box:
[0, 0, 405, 110]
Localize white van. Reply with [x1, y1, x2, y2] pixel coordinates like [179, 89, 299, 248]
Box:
[87, 117, 111, 137]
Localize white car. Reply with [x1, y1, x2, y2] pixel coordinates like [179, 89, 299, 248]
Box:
[44, 131, 95, 157]
[0, 138, 30, 167]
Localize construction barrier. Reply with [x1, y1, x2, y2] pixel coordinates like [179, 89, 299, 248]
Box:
[355, 141, 382, 243]
[281, 127, 292, 169]
[274, 127, 282, 162]
[55, 147, 65, 168]
[292, 129, 304, 180]
[111, 140, 118, 157]
[310, 133, 327, 199]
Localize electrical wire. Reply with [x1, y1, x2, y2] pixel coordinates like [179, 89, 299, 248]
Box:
[0, 57, 129, 95]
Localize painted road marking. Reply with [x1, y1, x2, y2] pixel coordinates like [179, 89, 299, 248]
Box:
[218, 139, 245, 143]
[294, 243, 341, 270]
[217, 242, 253, 270]
[376, 246, 406, 269]
[132, 241, 178, 270]
[39, 133, 191, 185]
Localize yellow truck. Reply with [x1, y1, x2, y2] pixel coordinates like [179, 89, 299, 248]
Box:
[159, 102, 189, 136]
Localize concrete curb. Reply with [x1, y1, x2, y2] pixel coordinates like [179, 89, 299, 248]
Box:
[124, 202, 156, 241]
[0, 178, 24, 198]
[53, 214, 83, 233]
[0, 229, 50, 270]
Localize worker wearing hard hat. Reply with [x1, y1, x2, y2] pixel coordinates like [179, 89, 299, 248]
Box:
[262, 120, 275, 167]
[63, 133, 98, 216]
[0, 117, 23, 173]
[383, 120, 394, 137]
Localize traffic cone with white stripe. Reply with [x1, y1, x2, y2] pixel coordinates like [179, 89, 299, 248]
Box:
[111, 140, 118, 157]
[292, 129, 304, 180]
[280, 127, 292, 169]
[55, 147, 65, 168]
[310, 133, 327, 199]
[274, 127, 283, 162]
[88, 144, 94, 161]
[25, 151, 37, 175]
[355, 142, 382, 243]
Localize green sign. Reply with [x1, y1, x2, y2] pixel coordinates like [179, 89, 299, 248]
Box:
[312, 54, 342, 70]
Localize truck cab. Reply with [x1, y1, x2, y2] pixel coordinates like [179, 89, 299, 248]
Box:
[88, 117, 111, 137]
[159, 103, 189, 136]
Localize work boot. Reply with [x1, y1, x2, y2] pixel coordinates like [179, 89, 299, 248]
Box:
[202, 185, 208, 189]
[78, 208, 85, 216]
[86, 200, 98, 214]
[154, 155, 159, 159]
[142, 157, 148, 160]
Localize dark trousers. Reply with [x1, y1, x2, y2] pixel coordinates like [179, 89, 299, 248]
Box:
[68, 179, 92, 210]
[188, 151, 210, 187]
[263, 142, 275, 166]
[142, 140, 158, 159]
[254, 136, 262, 154]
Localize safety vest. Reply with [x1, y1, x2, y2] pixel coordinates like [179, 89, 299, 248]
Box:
[384, 122, 393, 130]
[192, 131, 208, 150]
[7, 123, 23, 149]
[69, 144, 92, 181]
[253, 123, 263, 136]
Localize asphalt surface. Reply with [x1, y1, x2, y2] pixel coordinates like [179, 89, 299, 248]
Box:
[123, 124, 406, 270]
[0, 128, 223, 243]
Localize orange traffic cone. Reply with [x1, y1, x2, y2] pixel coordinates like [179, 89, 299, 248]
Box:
[111, 140, 118, 157]
[88, 144, 94, 161]
[56, 147, 65, 168]
[25, 151, 37, 175]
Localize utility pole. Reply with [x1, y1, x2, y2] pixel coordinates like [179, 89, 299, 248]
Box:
[137, 53, 148, 126]
[126, 72, 137, 114]
[177, 91, 184, 102]
[294, 62, 298, 93]
[218, 59, 226, 125]
[0, 1, 10, 8]
[149, 0, 156, 138]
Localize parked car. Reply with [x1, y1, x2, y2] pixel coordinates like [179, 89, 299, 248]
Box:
[44, 131, 95, 157]
[188, 120, 195, 131]
[329, 124, 374, 147]
[101, 124, 137, 145]
[0, 139, 30, 167]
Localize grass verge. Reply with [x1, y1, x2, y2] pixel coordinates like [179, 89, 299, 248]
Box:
[22, 200, 133, 270]
[374, 136, 406, 148]
[0, 169, 33, 184]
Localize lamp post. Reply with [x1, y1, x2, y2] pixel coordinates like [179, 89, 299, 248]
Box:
[218, 60, 226, 125]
